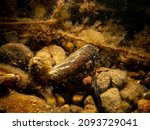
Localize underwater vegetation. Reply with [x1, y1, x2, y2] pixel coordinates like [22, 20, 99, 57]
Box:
[0, 0, 150, 113]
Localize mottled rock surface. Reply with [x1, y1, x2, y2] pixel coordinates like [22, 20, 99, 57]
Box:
[0, 91, 51, 112]
[97, 72, 111, 92]
[107, 69, 127, 88]
[100, 88, 124, 112]
[120, 79, 147, 104]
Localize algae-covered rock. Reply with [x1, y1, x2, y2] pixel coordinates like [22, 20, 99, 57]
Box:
[107, 69, 127, 88]
[121, 100, 132, 112]
[120, 79, 147, 104]
[96, 72, 111, 92]
[0, 91, 51, 112]
[0, 43, 33, 71]
[100, 88, 124, 112]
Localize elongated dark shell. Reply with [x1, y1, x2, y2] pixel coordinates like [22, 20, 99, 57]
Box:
[48, 44, 98, 82]
[0, 43, 33, 71]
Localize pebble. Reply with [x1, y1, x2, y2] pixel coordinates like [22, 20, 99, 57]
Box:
[59, 104, 71, 113]
[64, 42, 75, 53]
[72, 92, 86, 105]
[137, 99, 150, 112]
[46, 96, 56, 107]
[121, 101, 132, 112]
[83, 104, 98, 113]
[82, 75, 92, 85]
[84, 95, 95, 105]
[96, 72, 111, 92]
[55, 94, 65, 107]
[70, 105, 83, 113]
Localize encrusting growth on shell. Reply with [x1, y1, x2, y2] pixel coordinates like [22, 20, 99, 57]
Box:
[48, 44, 98, 82]
[29, 45, 66, 85]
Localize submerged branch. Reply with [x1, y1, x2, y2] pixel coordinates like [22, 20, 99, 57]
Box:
[57, 30, 150, 66]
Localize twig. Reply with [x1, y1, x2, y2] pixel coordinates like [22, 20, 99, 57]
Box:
[57, 30, 150, 62]
[0, 19, 57, 25]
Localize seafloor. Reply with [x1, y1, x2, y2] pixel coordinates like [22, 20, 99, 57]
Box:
[0, 0, 150, 113]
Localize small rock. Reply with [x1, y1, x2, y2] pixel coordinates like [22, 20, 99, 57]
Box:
[83, 104, 98, 113]
[96, 72, 111, 92]
[84, 95, 95, 105]
[107, 69, 127, 87]
[121, 101, 132, 112]
[120, 79, 147, 104]
[72, 92, 86, 105]
[55, 94, 65, 107]
[70, 105, 83, 113]
[59, 104, 71, 113]
[50, 104, 71, 113]
[46, 96, 56, 107]
[63, 42, 75, 53]
[137, 99, 150, 112]
[0, 91, 51, 113]
[83, 75, 92, 85]
[100, 88, 124, 112]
